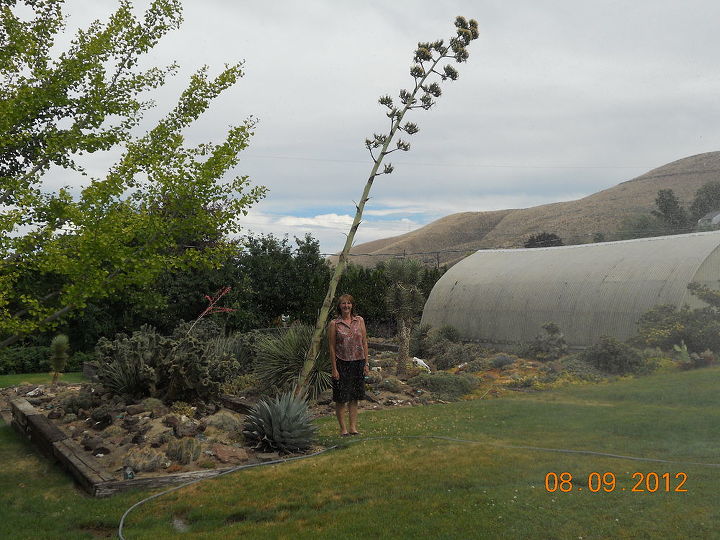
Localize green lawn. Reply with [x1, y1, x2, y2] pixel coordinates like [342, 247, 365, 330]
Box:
[0, 372, 86, 389]
[1, 368, 718, 539]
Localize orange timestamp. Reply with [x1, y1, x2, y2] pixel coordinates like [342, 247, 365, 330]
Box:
[544, 472, 688, 493]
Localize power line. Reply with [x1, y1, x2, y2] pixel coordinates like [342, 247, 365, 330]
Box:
[246, 153, 650, 170]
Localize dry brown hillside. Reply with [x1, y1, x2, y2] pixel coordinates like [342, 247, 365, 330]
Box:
[343, 151, 720, 267]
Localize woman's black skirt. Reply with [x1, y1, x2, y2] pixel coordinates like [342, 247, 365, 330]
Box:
[332, 359, 365, 403]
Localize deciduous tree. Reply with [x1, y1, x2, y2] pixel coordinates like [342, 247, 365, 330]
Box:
[0, 0, 265, 347]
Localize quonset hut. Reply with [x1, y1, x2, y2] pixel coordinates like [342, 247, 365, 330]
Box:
[420, 231, 720, 348]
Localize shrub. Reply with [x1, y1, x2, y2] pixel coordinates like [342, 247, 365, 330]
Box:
[581, 336, 649, 375]
[428, 341, 489, 370]
[490, 354, 517, 370]
[379, 376, 403, 393]
[436, 325, 461, 343]
[253, 325, 330, 400]
[407, 372, 478, 401]
[242, 391, 317, 453]
[0, 345, 83, 374]
[464, 358, 491, 373]
[95, 323, 219, 403]
[528, 322, 568, 361]
[410, 323, 433, 357]
[220, 374, 259, 396]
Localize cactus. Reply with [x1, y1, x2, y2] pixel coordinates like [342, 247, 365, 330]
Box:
[166, 437, 202, 465]
[50, 334, 69, 384]
[242, 391, 317, 454]
[124, 447, 166, 473]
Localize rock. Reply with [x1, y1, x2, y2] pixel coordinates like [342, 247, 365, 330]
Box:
[93, 447, 111, 457]
[81, 434, 104, 451]
[256, 452, 280, 462]
[162, 415, 180, 429]
[211, 443, 249, 464]
[125, 404, 146, 416]
[124, 447, 166, 472]
[25, 387, 43, 397]
[47, 409, 63, 420]
[131, 432, 145, 445]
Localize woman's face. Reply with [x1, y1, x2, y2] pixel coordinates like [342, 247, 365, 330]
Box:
[339, 300, 353, 316]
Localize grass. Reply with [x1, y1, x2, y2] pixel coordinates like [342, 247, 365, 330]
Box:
[0, 372, 86, 389]
[1, 368, 719, 538]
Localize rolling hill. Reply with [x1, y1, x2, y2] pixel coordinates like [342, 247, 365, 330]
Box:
[344, 151, 720, 267]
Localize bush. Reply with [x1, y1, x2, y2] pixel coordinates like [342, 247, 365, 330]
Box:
[409, 323, 433, 357]
[379, 376, 403, 393]
[0, 345, 84, 375]
[463, 358, 491, 372]
[528, 322, 568, 361]
[633, 304, 720, 354]
[253, 325, 331, 400]
[407, 372, 478, 401]
[427, 341, 489, 370]
[95, 322, 219, 403]
[490, 354, 517, 370]
[436, 325, 461, 343]
[581, 336, 650, 375]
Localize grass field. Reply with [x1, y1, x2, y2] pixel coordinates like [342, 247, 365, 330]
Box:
[0, 372, 86, 388]
[1, 368, 718, 539]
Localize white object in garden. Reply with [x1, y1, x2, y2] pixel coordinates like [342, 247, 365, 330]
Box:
[412, 357, 431, 372]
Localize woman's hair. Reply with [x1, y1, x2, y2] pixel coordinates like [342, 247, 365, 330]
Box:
[336, 293, 356, 316]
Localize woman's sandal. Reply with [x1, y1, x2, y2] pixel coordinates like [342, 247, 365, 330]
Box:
[341, 433, 351, 437]
[349, 431, 360, 436]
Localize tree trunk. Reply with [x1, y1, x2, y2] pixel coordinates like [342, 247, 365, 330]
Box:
[396, 318, 411, 377]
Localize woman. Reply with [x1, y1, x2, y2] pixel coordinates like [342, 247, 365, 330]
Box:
[328, 294, 370, 436]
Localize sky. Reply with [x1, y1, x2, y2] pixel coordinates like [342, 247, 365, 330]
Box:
[38, 0, 720, 254]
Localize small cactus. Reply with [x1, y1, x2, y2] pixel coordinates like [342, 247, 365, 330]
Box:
[166, 437, 202, 465]
[242, 391, 317, 454]
[50, 334, 70, 384]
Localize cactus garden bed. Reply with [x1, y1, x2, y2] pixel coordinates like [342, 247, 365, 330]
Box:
[0, 382, 307, 496]
[0, 375, 440, 496]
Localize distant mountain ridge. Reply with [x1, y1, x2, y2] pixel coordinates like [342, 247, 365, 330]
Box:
[343, 151, 720, 267]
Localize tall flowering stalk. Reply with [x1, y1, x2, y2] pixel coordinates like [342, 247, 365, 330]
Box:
[297, 16, 479, 394]
[186, 286, 235, 335]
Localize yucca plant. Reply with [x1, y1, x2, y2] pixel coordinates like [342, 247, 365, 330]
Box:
[242, 391, 317, 453]
[254, 326, 331, 399]
[50, 334, 70, 384]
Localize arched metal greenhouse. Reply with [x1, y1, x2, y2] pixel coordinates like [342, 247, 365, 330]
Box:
[420, 231, 720, 347]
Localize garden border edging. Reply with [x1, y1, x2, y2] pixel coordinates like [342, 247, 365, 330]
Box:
[9, 397, 239, 497]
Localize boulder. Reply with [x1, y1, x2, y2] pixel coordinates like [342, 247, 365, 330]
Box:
[211, 444, 249, 464]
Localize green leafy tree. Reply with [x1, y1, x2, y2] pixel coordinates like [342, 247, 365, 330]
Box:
[690, 181, 720, 222]
[0, 0, 265, 347]
[298, 16, 479, 393]
[651, 189, 691, 232]
[384, 259, 426, 376]
[524, 232, 564, 248]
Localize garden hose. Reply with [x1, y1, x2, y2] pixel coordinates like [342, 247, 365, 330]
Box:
[117, 435, 720, 539]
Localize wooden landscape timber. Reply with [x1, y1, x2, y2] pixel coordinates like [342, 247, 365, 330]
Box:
[9, 397, 240, 497]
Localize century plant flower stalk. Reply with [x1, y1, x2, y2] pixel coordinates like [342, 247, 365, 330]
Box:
[297, 16, 479, 394]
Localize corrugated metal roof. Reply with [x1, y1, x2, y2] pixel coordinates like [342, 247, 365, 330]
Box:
[421, 231, 720, 346]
